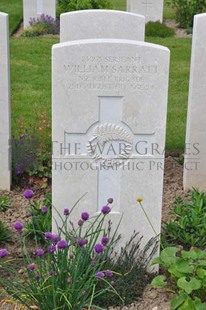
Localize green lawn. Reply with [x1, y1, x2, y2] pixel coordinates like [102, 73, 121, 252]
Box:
[0, 0, 22, 34]
[10, 36, 191, 151]
[147, 37, 191, 150]
[4, 0, 191, 152]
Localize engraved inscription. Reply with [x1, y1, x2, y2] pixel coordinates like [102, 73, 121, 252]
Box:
[63, 55, 159, 92]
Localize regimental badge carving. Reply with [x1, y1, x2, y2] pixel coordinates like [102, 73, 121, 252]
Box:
[87, 122, 133, 167]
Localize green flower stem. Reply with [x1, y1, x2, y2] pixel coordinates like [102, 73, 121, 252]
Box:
[139, 202, 158, 236]
[138, 201, 165, 250]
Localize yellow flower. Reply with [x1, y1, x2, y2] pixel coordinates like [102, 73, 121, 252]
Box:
[136, 197, 143, 203]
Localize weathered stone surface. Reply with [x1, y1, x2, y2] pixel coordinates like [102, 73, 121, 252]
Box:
[0, 12, 11, 190]
[60, 10, 145, 42]
[127, 0, 163, 23]
[184, 13, 206, 191]
[52, 38, 170, 256]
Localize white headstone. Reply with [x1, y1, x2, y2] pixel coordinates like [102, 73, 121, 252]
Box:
[60, 10, 145, 42]
[184, 13, 206, 191]
[127, 0, 163, 23]
[0, 12, 11, 191]
[52, 38, 170, 253]
[23, 0, 56, 28]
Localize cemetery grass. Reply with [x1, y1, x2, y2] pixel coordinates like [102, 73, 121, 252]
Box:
[10, 36, 191, 152]
[10, 37, 58, 142]
[0, 0, 22, 34]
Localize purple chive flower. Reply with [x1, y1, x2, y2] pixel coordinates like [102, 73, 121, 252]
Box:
[57, 240, 68, 249]
[81, 212, 89, 221]
[51, 234, 60, 243]
[67, 277, 72, 284]
[96, 272, 104, 278]
[41, 206, 48, 214]
[44, 232, 53, 240]
[23, 189, 34, 199]
[35, 274, 41, 281]
[105, 270, 113, 277]
[107, 198, 113, 204]
[78, 219, 83, 226]
[101, 236, 109, 246]
[0, 249, 9, 258]
[78, 239, 88, 247]
[94, 243, 104, 254]
[34, 249, 44, 257]
[69, 253, 74, 259]
[13, 221, 24, 232]
[28, 263, 35, 270]
[48, 245, 56, 253]
[111, 280, 115, 286]
[49, 270, 55, 276]
[64, 208, 70, 216]
[101, 205, 111, 215]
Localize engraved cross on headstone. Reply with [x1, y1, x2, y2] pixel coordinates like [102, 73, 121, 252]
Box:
[63, 96, 155, 213]
[96, 96, 124, 213]
[63, 96, 132, 213]
[37, 0, 43, 15]
[142, 0, 153, 17]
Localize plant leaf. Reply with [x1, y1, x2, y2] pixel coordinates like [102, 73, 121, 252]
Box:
[177, 277, 202, 294]
[175, 260, 194, 273]
[196, 268, 206, 279]
[151, 257, 161, 265]
[171, 293, 187, 310]
[151, 275, 167, 287]
[178, 297, 196, 310]
[193, 297, 206, 310]
[159, 247, 179, 267]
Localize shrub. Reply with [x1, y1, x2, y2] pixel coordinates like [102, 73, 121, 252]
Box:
[145, 21, 175, 37]
[57, 0, 112, 18]
[152, 247, 206, 309]
[168, 0, 206, 28]
[162, 189, 206, 249]
[22, 14, 60, 37]
[12, 110, 51, 182]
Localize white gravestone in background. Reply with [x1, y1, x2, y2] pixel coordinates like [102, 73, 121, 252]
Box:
[127, 0, 163, 23]
[0, 12, 11, 190]
[60, 10, 145, 42]
[52, 39, 170, 253]
[23, 0, 56, 28]
[184, 13, 206, 191]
